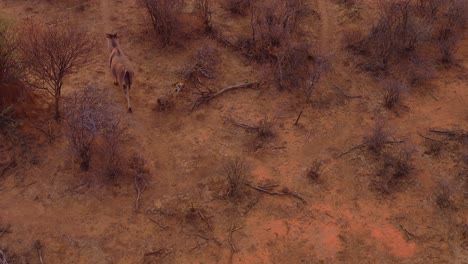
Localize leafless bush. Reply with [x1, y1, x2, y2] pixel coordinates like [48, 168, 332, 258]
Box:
[195, 0, 213, 33]
[0, 18, 19, 86]
[248, 0, 306, 62]
[374, 148, 414, 194]
[182, 45, 219, 85]
[358, 1, 429, 70]
[64, 86, 127, 172]
[18, 20, 93, 120]
[224, 0, 253, 15]
[415, 0, 445, 18]
[223, 157, 248, 199]
[129, 154, 149, 209]
[435, 180, 455, 210]
[342, 30, 365, 53]
[306, 160, 322, 182]
[365, 122, 390, 155]
[436, 28, 458, 64]
[0, 249, 9, 264]
[382, 80, 406, 109]
[334, 0, 358, 8]
[139, 0, 185, 46]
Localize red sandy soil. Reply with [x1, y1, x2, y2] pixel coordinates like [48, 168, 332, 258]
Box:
[0, 0, 467, 263]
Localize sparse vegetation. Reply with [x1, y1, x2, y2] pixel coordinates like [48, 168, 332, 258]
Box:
[64, 86, 127, 172]
[374, 148, 414, 194]
[139, 0, 185, 46]
[224, 0, 252, 15]
[382, 79, 406, 109]
[223, 157, 248, 200]
[306, 160, 322, 182]
[435, 180, 455, 210]
[182, 45, 219, 86]
[195, 0, 213, 33]
[365, 122, 390, 155]
[18, 20, 93, 120]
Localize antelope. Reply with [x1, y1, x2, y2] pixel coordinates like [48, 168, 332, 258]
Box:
[106, 33, 134, 113]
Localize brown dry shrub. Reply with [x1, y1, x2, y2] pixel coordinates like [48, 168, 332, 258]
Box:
[224, 0, 253, 15]
[382, 79, 406, 109]
[18, 20, 93, 120]
[342, 29, 365, 53]
[365, 122, 390, 155]
[374, 148, 414, 194]
[223, 157, 248, 200]
[182, 45, 219, 86]
[195, 0, 213, 33]
[139, 0, 185, 46]
[306, 160, 322, 182]
[64, 86, 127, 174]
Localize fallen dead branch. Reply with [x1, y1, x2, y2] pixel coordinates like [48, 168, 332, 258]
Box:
[399, 224, 416, 241]
[417, 133, 442, 142]
[228, 224, 243, 255]
[245, 183, 307, 203]
[429, 129, 467, 137]
[198, 210, 212, 229]
[148, 218, 168, 230]
[34, 240, 44, 264]
[192, 82, 260, 110]
[0, 160, 14, 178]
[335, 140, 405, 158]
[144, 248, 171, 258]
[0, 249, 8, 264]
[332, 85, 363, 99]
[134, 174, 147, 210]
[294, 110, 303, 126]
[0, 225, 11, 238]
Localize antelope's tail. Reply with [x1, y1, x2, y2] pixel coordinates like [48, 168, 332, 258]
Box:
[124, 70, 132, 90]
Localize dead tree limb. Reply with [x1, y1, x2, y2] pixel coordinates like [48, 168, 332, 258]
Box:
[0, 160, 14, 178]
[34, 240, 44, 264]
[192, 82, 260, 110]
[0, 249, 8, 264]
[429, 129, 467, 137]
[399, 224, 416, 240]
[0, 225, 11, 238]
[294, 110, 303, 126]
[336, 140, 404, 158]
[228, 224, 243, 255]
[335, 144, 366, 158]
[134, 175, 147, 210]
[245, 183, 307, 203]
[418, 133, 442, 142]
[332, 85, 363, 99]
[148, 218, 168, 230]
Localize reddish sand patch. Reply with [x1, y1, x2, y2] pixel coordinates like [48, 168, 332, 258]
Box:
[371, 224, 417, 258]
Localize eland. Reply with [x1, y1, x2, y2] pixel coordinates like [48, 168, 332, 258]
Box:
[106, 33, 134, 113]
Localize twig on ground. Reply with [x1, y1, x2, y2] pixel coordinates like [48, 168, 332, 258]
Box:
[245, 183, 307, 203]
[134, 174, 147, 210]
[0, 160, 14, 178]
[294, 110, 303, 126]
[335, 140, 404, 158]
[228, 224, 243, 255]
[332, 85, 363, 99]
[335, 143, 366, 158]
[0, 249, 8, 264]
[399, 224, 416, 240]
[0, 225, 11, 238]
[429, 129, 467, 137]
[34, 240, 44, 264]
[198, 211, 212, 229]
[148, 218, 168, 230]
[192, 82, 260, 110]
[417, 133, 444, 142]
